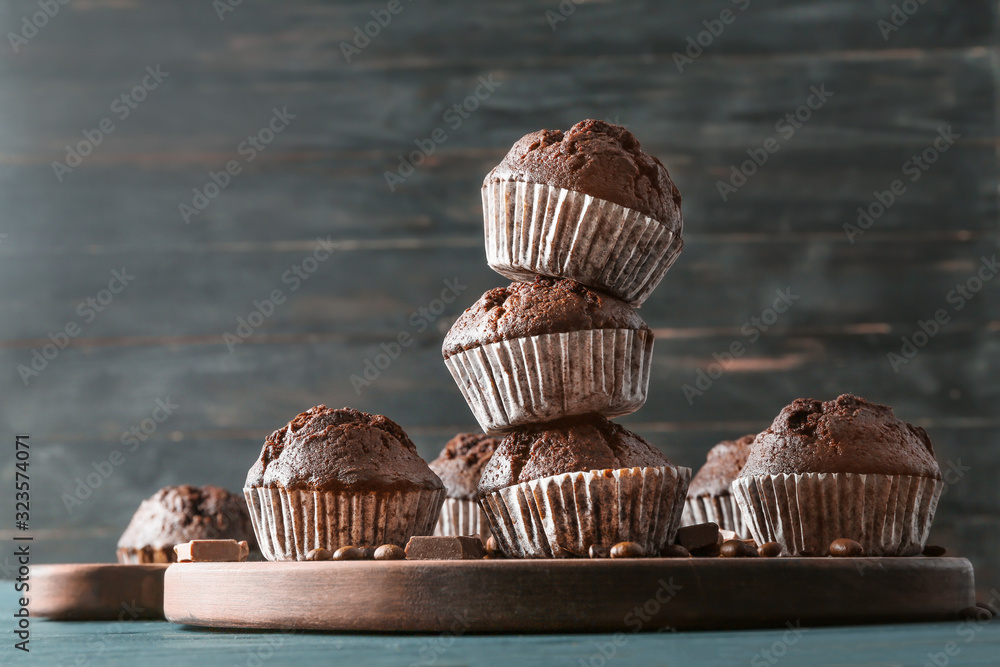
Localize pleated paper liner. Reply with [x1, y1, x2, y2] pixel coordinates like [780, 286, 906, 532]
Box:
[732, 472, 942, 556]
[244, 486, 445, 561]
[481, 465, 691, 558]
[482, 179, 683, 307]
[433, 497, 491, 541]
[444, 328, 653, 434]
[681, 493, 749, 539]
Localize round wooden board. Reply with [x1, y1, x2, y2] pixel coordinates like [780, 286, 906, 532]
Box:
[34, 564, 168, 621]
[164, 557, 975, 633]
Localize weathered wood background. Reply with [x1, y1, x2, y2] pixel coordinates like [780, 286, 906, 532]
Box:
[0, 1, 997, 595]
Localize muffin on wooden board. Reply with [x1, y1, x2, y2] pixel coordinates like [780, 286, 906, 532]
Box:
[682, 434, 755, 538]
[244, 406, 445, 561]
[733, 394, 942, 556]
[116, 485, 256, 564]
[428, 432, 500, 540]
[478, 414, 690, 558]
[443, 276, 653, 433]
[483, 119, 683, 306]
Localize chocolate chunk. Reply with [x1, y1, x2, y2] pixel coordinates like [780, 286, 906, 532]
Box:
[173, 539, 249, 563]
[758, 542, 783, 558]
[829, 538, 864, 558]
[306, 547, 332, 561]
[660, 544, 691, 558]
[374, 544, 406, 561]
[675, 522, 720, 552]
[332, 546, 362, 561]
[610, 542, 644, 558]
[405, 536, 486, 560]
[589, 545, 610, 559]
[922, 544, 947, 557]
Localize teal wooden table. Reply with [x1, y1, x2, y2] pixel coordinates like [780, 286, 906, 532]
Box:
[6, 590, 999, 666]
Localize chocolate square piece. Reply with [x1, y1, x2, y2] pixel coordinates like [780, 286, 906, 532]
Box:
[405, 536, 486, 560]
[173, 539, 249, 563]
[675, 523, 720, 552]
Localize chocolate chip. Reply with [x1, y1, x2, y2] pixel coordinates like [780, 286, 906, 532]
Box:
[373, 544, 406, 561]
[829, 538, 863, 557]
[332, 546, 362, 561]
[922, 545, 947, 557]
[589, 545, 610, 559]
[305, 547, 332, 561]
[720, 539, 751, 558]
[358, 547, 377, 560]
[610, 542, 644, 558]
[758, 542, 783, 558]
[660, 544, 691, 558]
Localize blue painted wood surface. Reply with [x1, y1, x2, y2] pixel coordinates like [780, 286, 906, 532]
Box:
[4, 591, 999, 666]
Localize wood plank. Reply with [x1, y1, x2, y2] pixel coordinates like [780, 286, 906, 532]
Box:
[162, 558, 977, 631]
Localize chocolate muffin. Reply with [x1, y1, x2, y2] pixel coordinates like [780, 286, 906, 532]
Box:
[733, 394, 943, 556]
[482, 119, 684, 305]
[428, 433, 500, 540]
[442, 277, 653, 433]
[477, 414, 691, 558]
[116, 485, 256, 564]
[682, 434, 755, 537]
[244, 406, 445, 561]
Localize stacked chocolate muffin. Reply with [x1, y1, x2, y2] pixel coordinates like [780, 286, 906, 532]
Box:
[443, 120, 691, 558]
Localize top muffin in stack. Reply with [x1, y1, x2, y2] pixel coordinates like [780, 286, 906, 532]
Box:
[443, 120, 690, 558]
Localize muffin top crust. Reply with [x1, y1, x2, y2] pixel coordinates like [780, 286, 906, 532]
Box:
[245, 405, 443, 492]
[442, 276, 647, 358]
[428, 432, 502, 500]
[486, 119, 682, 226]
[687, 434, 756, 498]
[477, 414, 672, 497]
[117, 484, 256, 551]
[739, 394, 941, 479]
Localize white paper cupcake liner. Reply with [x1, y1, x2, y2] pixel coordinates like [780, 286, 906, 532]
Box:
[480, 465, 691, 558]
[244, 486, 445, 561]
[731, 473, 942, 556]
[444, 328, 653, 434]
[433, 497, 491, 541]
[482, 179, 683, 306]
[681, 493, 749, 538]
